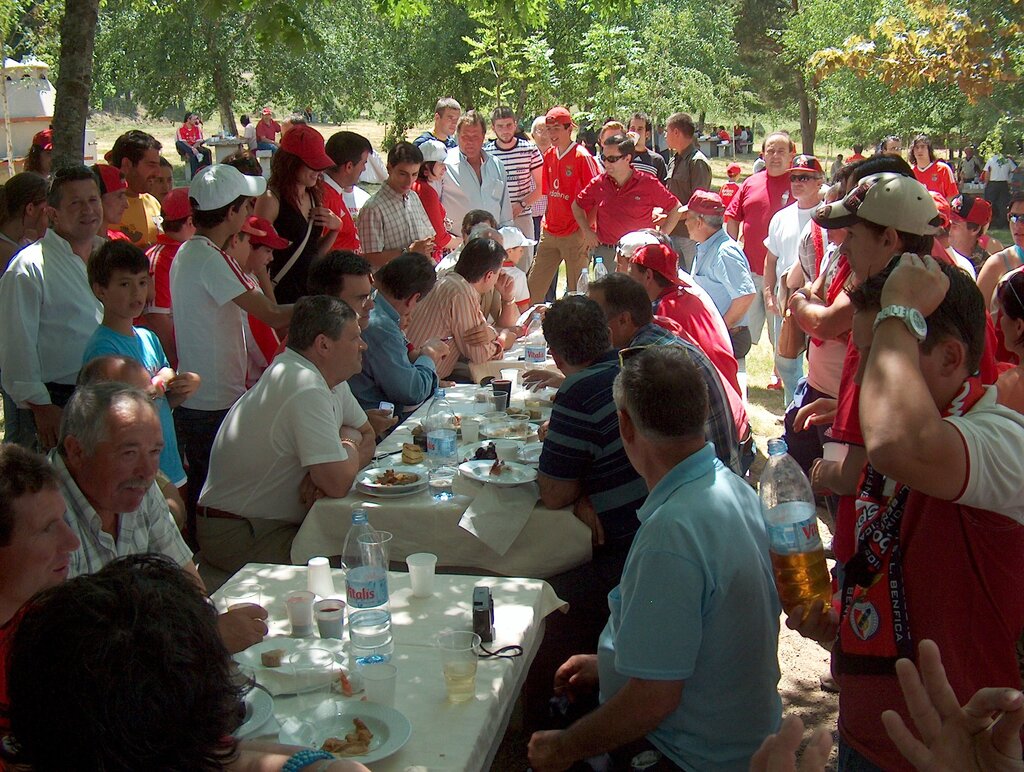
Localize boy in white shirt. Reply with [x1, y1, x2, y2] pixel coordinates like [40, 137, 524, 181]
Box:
[498, 225, 536, 312]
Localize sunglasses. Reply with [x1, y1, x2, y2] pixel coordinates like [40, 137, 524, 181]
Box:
[618, 344, 651, 368]
[1009, 213, 1024, 225]
[790, 174, 820, 183]
[603, 155, 626, 164]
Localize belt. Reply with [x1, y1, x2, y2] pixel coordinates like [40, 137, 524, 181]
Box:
[198, 505, 247, 521]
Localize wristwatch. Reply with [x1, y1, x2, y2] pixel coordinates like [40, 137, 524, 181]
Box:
[873, 305, 927, 342]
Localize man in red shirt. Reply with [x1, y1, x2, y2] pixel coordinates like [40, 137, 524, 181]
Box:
[572, 133, 680, 266]
[526, 106, 600, 303]
[725, 131, 795, 346]
[847, 144, 866, 163]
[255, 108, 281, 152]
[320, 131, 371, 253]
[627, 242, 740, 396]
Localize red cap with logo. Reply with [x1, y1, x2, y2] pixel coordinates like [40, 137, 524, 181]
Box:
[245, 216, 290, 249]
[629, 243, 684, 285]
[950, 193, 992, 226]
[280, 124, 334, 171]
[92, 164, 128, 195]
[545, 106, 573, 127]
[161, 187, 192, 221]
[788, 154, 824, 174]
[32, 128, 53, 151]
[726, 163, 741, 177]
[680, 190, 726, 217]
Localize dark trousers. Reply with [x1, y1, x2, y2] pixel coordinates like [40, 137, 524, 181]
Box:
[175, 140, 212, 177]
[782, 379, 834, 477]
[173, 406, 229, 543]
[985, 180, 1011, 228]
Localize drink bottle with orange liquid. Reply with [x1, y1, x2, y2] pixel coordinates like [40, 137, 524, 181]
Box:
[759, 438, 832, 616]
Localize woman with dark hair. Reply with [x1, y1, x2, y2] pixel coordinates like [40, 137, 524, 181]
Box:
[176, 111, 212, 178]
[23, 129, 52, 178]
[910, 133, 958, 200]
[253, 125, 341, 304]
[0, 172, 47, 271]
[996, 269, 1024, 411]
[412, 139, 453, 262]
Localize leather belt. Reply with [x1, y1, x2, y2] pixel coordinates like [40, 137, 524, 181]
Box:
[198, 505, 246, 521]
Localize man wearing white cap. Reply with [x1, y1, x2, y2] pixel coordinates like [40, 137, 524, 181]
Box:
[170, 164, 294, 536]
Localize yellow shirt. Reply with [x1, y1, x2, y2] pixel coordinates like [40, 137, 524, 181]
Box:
[118, 193, 161, 248]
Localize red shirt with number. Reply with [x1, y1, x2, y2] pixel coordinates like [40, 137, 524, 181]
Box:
[574, 170, 679, 246]
[176, 122, 202, 146]
[912, 162, 958, 201]
[541, 143, 600, 237]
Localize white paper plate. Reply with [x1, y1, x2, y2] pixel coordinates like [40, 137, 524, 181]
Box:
[280, 701, 412, 764]
[355, 481, 427, 499]
[458, 440, 524, 461]
[479, 421, 540, 440]
[356, 464, 428, 492]
[234, 636, 347, 672]
[233, 687, 275, 739]
[459, 459, 538, 487]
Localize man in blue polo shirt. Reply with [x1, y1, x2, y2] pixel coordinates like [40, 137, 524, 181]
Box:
[529, 346, 781, 771]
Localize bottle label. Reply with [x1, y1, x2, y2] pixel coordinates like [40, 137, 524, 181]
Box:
[766, 512, 824, 555]
[524, 344, 547, 363]
[346, 566, 389, 609]
[426, 429, 457, 459]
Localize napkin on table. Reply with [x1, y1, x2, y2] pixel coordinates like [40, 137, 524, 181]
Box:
[455, 476, 537, 556]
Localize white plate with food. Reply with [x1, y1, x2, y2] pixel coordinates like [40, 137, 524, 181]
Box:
[458, 440, 524, 462]
[356, 465, 428, 493]
[479, 420, 540, 440]
[279, 701, 412, 764]
[234, 637, 352, 696]
[233, 686, 275, 739]
[459, 459, 538, 487]
[518, 442, 543, 465]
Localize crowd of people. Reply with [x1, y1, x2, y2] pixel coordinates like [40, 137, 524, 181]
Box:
[1, 99, 1024, 772]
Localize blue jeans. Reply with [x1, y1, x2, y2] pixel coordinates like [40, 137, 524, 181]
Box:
[257, 140, 278, 153]
[838, 740, 886, 772]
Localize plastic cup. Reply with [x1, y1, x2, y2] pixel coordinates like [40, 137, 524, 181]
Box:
[437, 630, 480, 703]
[491, 380, 512, 401]
[314, 598, 346, 639]
[499, 368, 520, 391]
[406, 552, 438, 598]
[360, 662, 398, 706]
[285, 590, 316, 637]
[429, 468, 455, 502]
[307, 556, 336, 598]
[221, 581, 263, 612]
[494, 440, 519, 461]
[461, 417, 480, 443]
[489, 392, 509, 413]
[288, 648, 338, 711]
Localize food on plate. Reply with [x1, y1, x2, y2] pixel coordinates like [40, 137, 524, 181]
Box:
[401, 442, 425, 465]
[260, 648, 285, 668]
[322, 718, 374, 756]
[451, 415, 462, 428]
[472, 443, 498, 461]
[375, 469, 420, 486]
[489, 459, 508, 476]
[337, 669, 354, 697]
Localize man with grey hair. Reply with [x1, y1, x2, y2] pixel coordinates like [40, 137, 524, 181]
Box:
[528, 346, 782, 772]
[198, 296, 374, 573]
[683, 190, 757, 368]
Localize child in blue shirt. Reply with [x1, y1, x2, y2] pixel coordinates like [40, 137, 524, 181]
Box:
[83, 241, 199, 491]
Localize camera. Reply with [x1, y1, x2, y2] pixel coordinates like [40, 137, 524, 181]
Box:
[472, 586, 494, 643]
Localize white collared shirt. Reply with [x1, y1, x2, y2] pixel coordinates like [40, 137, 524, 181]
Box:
[0, 229, 103, 406]
[441, 148, 513, 232]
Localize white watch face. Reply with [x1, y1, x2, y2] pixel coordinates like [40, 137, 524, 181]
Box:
[907, 309, 927, 339]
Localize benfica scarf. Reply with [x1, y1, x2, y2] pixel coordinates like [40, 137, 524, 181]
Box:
[835, 375, 988, 674]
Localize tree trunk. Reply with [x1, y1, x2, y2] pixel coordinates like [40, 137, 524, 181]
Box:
[794, 69, 816, 155]
[51, 0, 100, 170]
[206, 27, 237, 135]
[698, 111, 706, 134]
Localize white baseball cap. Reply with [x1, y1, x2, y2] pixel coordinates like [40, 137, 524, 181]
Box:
[188, 164, 267, 211]
[498, 226, 537, 249]
[419, 139, 448, 164]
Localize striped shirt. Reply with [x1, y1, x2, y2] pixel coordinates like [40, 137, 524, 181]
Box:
[52, 451, 193, 579]
[539, 352, 647, 540]
[405, 271, 503, 379]
[484, 138, 543, 215]
[356, 183, 434, 255]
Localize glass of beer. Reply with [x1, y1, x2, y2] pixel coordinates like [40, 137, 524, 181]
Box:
[437, 630, 480, 703]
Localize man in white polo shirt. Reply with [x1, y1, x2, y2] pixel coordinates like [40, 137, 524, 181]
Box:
[169, 165, 293, 539]
[198, 296, 375, 573]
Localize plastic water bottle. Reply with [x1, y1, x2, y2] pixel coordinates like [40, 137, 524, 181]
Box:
[524, 312, 546, 363]
[576, 267, 589, 295]
[758, 439, 832, 615]
[343, 509, 393, 663]
[424, 389, 458, 469]
[593, 256, 608, 281]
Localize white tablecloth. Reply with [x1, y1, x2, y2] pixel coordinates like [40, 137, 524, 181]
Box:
[292, 385, 591, 578]
[218, 563, 567, 771]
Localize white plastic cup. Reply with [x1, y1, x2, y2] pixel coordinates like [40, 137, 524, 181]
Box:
[499, 368, 520, 391]
[285, 590, 316, 637]
[221, 581, 263, 612]
[307, 556, 336, 598]
[406, 552, 438, 598]
[314, 598, 346, 639]
[361, 662, 398, 706]
[461, 418, 480, 443]
[494, 440, 519, 461]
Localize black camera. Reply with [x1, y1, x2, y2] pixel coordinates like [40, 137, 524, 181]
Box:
[472, 585, 494, 643]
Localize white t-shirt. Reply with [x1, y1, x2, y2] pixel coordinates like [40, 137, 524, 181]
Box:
[765, 203, 816, 294]
[984, 156, 1017, 183]
[501, 264, 530, 304]
[805, 247, 847, 397]
[242, 124, 257, 151]
[948, 386, 1024, 524]
[200, 348, 368, 523]
[170, 235, 256, 411]
[343, 186, 371, 219]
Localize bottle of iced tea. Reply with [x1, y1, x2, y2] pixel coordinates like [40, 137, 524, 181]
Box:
[759, 439, 832, 615]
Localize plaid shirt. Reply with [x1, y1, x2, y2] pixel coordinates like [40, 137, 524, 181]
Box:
[51, 451, 193, 578]
[629, 324, 741, 474]
[356, 183, 434, 254]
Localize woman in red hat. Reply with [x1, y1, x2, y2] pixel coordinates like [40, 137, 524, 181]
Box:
[91, 164, 132, 242]
[24, 129, 52, 178]
[253, 125, 342, 304]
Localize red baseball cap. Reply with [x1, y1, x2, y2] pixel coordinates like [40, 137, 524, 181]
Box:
[280, 124, 334, 171]
[32, 128, 53, 151]
[929, 191, 951, 229]
[545, 106, 573, 126]
[788, 154, 824, 175]
[261, 107, 272, 115]
[629, 243, 684, 285]
[680, 190, 726, 217]
[161, 187, 192, 221]
[726, 162, 741, 177]
[950, 193, 992, 226]
[246, 216, 290, 249]
[91, 164, 128, 195]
